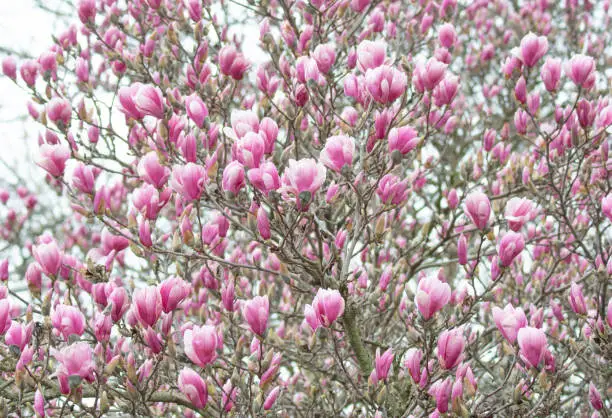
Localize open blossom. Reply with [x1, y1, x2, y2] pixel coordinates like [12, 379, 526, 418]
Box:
[51, 342, 95, 393]
[601, 194, 612, 221]
[51, 304, 85, 340]
[377, 174, 408, 205]
[247, 162, 280, 195]
[36, 143, 70, 177]
[171, 163, 208, 201]
[492, 303, 527, 344]
[132, 84, 165, 118]
[184, 325, 220, 367]
[311, 288, 345, 327]
[138, 152, 171, 188]
[234, 132, 266, 168]
[415, 276, 451, 320]
[158, 276, 191, 313]
[46, 97, 71, 126]
[565, 54, 595, 89]
[219, 45, 250, 80]
[356, 40, 386, 72]
[504, 197, 533, 231]
[281, 158, 326, 208]
[388, 126, 419, 155]
[178, 367, 208, 409]
[464, 191, 491, 230]
[516, 33, 548, 67]
[517, 327, 547, 368]
[413, 58, 447, 91]
[319, 135, 355, 172]
[365, 65, 407, 104]
[312, 43, 336, 74]
[243, 295, 269, 336]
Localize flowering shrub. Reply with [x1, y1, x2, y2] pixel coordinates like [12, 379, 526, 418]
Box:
[0, 0, 611, 416]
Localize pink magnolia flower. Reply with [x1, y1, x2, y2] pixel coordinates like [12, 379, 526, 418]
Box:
[133, 286, 162, 327]
[33, 239, 62, 277]
[311, 288, 345, 327]
[171, 163, 208, 201]
[304, 304, 320, 331]
[517, 327, 547, 368]
[433, 74, 459, 107]
[388, 126, 419, 155]
[118, 83, 145, 119]
[34, 388, 45, 417]
[541, 57, 562, 92]
[51, 342, 95, 394]
[365, 65, 407, 104]
[108, 287, 130, 322]
[184, 325, 220, 367]
[589, 383, 604, 411]
[438, 23, 456, 48]
[46, 98, 71, 127]
[376, 174, 408, 205]
[36, 143, 70, 177]
[243, 295, 269, 336]
[404, 348, 423, 383]
[370, 348, 394, 385]
[413, 58, 447, 91]
[504, 197, 533, 231]
[185, 94, 208, 128]
[158, 276, 191, 313]
[5, 321, 32, 350]
[312, 43, 336, 74]
[492, 303, 527, 344]
[51, 304, 85, 340]
[185, 0, 202, 22]
[219, 45, 250, 80]
[231, 110, 259, 138]
[281, 158, 327, 208]
[565, 54, 596, 89]
[356, 40, 386, 72]
[178, 367, 208, 409]
[77, 0, 96, 23]
[72, 162, 96, 194]
[415, 275, 451, 320]
[497, 231, 525, 267]
[428, 376, 452, 413]
[319, 135, 355, 172]
[257, 207, 271, 240]
[247, 162, 280, 195]
[601, 194, 612, 222]
[1, 57, 17, 79]
[0, 299, 11, 335]
[457, 234, 468, 265]
[568, 282, 587, 315]
[138, 152, 171, 188]
[464, 191, 491, 230]
[263, 386, 281, 410]
[437, 328, 465, 370]
[133, 84, 165, 118]
[516, 33, 548, 67]
[222, 161, 246, 195]
[235, 132, 266, 168]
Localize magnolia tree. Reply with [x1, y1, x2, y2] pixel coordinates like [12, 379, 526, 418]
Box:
[0, 0, 611, 416]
